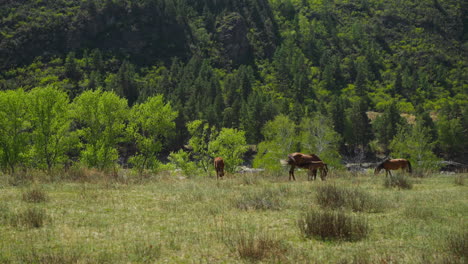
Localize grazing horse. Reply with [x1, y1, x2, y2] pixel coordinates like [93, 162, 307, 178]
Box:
[214, 157, 225, 179]
[307, 161, 329, 181]
[374, 159, 412, 176]
[287, 152, 322, 181]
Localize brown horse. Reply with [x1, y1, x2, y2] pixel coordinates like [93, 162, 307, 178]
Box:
[374, 159, 412, 176]
[214, 157, 225, 179]
[287, 152, 322, 181]
[307, 161, 329, 181]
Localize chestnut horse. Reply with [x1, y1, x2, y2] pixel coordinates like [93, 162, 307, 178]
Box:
[214, 157, 225, 179]
[287, 152, 322, 181]
[374, 159, 412, 176]
[307, 161, 329, 181]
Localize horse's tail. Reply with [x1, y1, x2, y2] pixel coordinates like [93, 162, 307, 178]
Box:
[407, 160, 412, 173]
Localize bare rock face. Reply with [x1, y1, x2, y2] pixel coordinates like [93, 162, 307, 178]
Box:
[216, 12, 251, 66]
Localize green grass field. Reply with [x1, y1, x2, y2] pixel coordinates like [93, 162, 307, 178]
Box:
[0, 169, 466, 263]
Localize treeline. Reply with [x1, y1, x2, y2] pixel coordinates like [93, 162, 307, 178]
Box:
[0, 0, 467, 164]
[0, 87, 463, 174]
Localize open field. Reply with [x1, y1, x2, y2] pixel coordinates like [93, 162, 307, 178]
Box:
[0, 170, 466, 263]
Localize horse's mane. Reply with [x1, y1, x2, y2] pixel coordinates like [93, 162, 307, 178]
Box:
[377, 159, 390, 169]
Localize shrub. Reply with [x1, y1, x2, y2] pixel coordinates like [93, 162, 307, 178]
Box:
[298, 209, 369, 241]
[22, 187, 48, 203]
[10, 207, 47, 228]
[383, 174, 413, 189]
[316, 184, 385, 212]
[221, 228, 287, 262]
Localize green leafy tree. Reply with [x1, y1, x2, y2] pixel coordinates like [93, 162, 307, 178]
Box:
[127, 95, 178, 173]
[28, 86, 72, 171]
[71, 90, 129, 170]
[372, 101, 406, 153]
[209, 128, 248, 173]
[0, 90, 30, 173]
[253, 114, 297, 171]
[344, 98, 373, 154]
[187, 120, 218, 174]
[436, 116, 465, 158]
[390, 123, 440, 171]
[299, 114, 342, 168]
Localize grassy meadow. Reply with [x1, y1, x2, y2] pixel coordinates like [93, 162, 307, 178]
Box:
[0, 169, 466, 263]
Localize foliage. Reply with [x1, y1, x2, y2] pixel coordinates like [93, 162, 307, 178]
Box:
[0, 89, 30, 173]
[168, 150, 199, 177]
[253, 115, 297, 171]
[186, 120, 218, 174]
[209, 128, 248, 173]
[299, 114, 342, 168]
[127, 95, 177, 173]
[372, 101, 406, 153]
[27, 86, 72, 171]
[71, 90, 129, 169]
[390, 122, 441, 171]
[0, 0, 467, 164]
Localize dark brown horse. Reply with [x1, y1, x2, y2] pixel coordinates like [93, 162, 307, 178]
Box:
[374, 159, 412, 176]
[307, 161, 329, 181]
[214, 157, 225, 179]
[287, 152, 322, 181]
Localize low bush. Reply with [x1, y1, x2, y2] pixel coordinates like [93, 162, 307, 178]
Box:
[383, 174, 413, 189]
[298, 209, 369, 241]
[10, 207, 47, 228]
[221, 227, 287, 262]
[316, 184, 385, 212]
[22, 187, 48, 203]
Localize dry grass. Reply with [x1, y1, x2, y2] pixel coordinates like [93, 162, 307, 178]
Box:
[10, 207, 47, 228]
[0, 171, 466, 262]
[298, 209, 370, 241]
[22, 187, 48, 203]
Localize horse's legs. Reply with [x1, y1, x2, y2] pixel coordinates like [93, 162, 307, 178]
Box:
[320, 168, 326, 181]
[289, 166, 296, 181]
[307, 169, 312, 181]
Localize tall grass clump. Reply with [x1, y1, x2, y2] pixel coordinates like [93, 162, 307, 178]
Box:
[10, 207, 47, 228]
[383, 174, 413, 189]
[445, 231, 467, 259]
[234, 188, 282, 210]
[298, 209, 369, 241]
[316, 184, 385, 212]
[454, 175, 465, 186]
[22, 187, 48, 203]
[221, 228, 287, 262]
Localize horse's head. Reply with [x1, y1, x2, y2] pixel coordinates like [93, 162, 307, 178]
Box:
[374, 164, 383, 175]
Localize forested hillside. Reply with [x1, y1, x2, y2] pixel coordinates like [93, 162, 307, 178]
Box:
[0, 0, 467, 171]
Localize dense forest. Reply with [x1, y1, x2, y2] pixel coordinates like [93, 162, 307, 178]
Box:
[0, 0, 467, 173]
